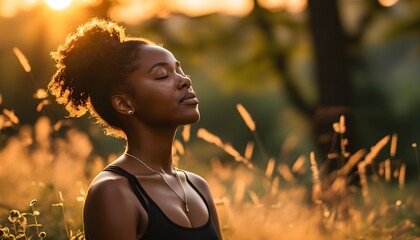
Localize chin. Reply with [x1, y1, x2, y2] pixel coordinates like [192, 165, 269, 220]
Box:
[184, 111, 200, 124]
[189, 113, 201, 124]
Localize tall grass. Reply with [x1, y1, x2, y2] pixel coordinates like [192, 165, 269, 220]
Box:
[0, 49, 418, 239]
[2, 101, 418, 239]
[199, 105, 419, 239]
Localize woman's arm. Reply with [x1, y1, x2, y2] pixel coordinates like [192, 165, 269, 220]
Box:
[83, 176, 141, 240]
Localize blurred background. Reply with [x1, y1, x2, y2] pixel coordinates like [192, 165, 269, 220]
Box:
[0, 0, 420, 239]
[1, 0, 419, 176]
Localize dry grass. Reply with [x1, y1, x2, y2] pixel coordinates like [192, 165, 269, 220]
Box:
[0, 54, 419, 239]
[0, 103, 417, 239]
[0, 116, 100, 239]
[198, 109, 420, 240]
[0, 100, 420, 240]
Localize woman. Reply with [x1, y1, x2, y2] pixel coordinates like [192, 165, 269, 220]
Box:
[48, 18, 222, 240]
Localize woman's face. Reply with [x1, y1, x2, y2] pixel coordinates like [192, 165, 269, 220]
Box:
[126, 44, 200, 127]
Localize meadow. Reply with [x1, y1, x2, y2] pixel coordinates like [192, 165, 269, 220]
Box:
[0, 97, 419, 239]
[0, 47, 419, 240]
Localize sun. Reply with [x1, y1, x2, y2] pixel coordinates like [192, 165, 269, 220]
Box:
[45, 0, 72, 10]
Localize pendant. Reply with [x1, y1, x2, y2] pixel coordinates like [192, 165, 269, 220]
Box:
[185, 203, 190, 213]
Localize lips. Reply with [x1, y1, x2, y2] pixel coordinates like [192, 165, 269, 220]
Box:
[180, 91, 199, 105]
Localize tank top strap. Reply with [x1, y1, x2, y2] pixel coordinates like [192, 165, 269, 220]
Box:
[182, 172, 211, 211]
[104, 165, 149, 212]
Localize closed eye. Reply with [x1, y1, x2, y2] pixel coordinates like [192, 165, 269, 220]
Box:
[155, 75, 168, 80]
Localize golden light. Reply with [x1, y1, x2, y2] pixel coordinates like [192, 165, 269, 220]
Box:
[109, 0, 254, 25]
[45, 0, 72, 10]
[378, 0, 399, 7]
[258, 0, 307, 13]
[258, 0, 286, 10]
[285, 0, 307, 13]
[0, 0, 103, 17]
[168, 0, 253, 17]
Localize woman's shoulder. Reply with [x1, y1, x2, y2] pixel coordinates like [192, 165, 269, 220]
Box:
[86, 168, 133, 203]
[183, 170, 206, 183]
[182, 170, 212, 196]
[84, 167, 141, 223]
[83, 167, 144, 239]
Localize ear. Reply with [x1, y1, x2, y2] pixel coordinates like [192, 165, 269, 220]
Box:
[111, 94, 134, 115]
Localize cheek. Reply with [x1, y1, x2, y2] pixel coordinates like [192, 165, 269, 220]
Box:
[134, 89, 176, 119]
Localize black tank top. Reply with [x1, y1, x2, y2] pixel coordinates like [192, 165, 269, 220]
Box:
[104, 166, 219, 240]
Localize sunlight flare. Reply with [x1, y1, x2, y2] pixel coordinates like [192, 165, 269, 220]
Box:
[378, 0, 399, 7]
[45, 0, 72, 10]
[258, 0, 286, 10]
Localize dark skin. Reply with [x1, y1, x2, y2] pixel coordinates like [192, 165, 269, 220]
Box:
[83, 45, 223, 240]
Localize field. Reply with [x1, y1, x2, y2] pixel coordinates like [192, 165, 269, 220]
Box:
[0, 101, 419, 239]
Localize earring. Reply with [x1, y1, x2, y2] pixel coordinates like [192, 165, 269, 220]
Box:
[128, 110, 134, 115]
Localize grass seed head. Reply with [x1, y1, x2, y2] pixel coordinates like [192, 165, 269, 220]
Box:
[13, 47, 31, 73]
[236, 103, 256, 132]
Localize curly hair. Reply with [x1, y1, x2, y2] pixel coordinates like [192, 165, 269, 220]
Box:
[48, 18, 155, 138]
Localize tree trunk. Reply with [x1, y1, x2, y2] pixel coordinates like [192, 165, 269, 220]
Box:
[307, 0, 353, 156]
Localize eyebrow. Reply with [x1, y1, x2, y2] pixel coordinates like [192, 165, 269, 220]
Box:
[148, 61, 181, 73]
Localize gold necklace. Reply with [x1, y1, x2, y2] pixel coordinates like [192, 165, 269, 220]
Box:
[124, 152, 189, 213]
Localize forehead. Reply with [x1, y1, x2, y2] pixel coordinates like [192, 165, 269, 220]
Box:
[136, 45, 177, 69]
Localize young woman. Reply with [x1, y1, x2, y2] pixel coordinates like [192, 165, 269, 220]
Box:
[48, 18, 222, 240]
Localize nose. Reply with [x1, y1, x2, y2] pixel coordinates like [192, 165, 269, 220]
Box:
[177, 75, 192, 90]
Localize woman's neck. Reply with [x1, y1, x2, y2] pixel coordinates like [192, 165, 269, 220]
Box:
[125, 126, 177, 173]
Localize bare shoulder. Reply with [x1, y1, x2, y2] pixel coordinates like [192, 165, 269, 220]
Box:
[85, 170, 140, 216]
[87, 170, 132, 201]
[84, 170, 141, 239]
[84, 170, 136, 216]
[183, 171, 208, 186]
[183, 171, 211, 196]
